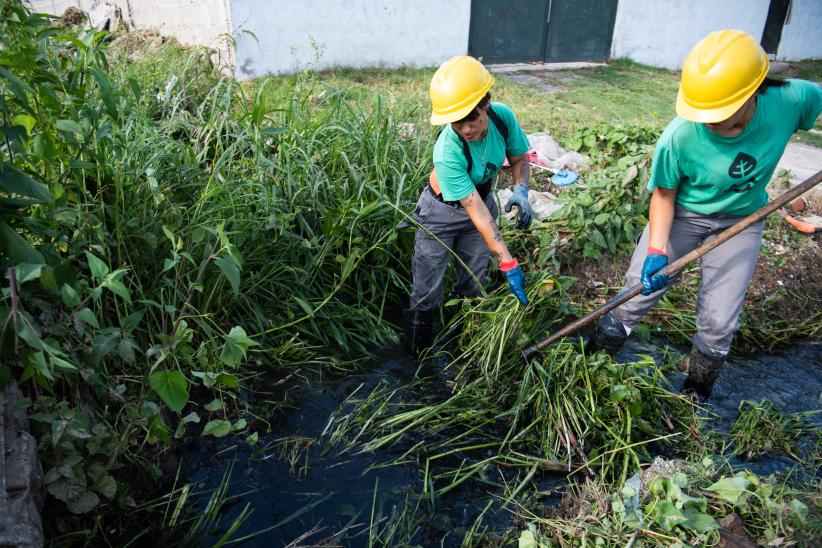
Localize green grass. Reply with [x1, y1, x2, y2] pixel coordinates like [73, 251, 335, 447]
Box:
[242, 59, 679, 146]
[241, 57, 821, 148]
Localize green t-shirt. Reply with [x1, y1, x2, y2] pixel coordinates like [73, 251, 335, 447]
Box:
[648, 79, 822, 216]
[432, 102, 530, 201]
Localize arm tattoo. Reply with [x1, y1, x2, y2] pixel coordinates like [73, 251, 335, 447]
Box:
[517, 159, 530, 186]
[492, 221, 503, 243]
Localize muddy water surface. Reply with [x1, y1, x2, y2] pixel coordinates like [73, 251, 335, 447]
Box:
[185, 341, 821, 546]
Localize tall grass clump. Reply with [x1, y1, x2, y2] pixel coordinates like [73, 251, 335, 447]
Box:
[324, 274, 699, 501]
[0, 1, 432, 537]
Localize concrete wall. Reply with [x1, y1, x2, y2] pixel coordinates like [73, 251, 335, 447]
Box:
[26, 0, 233, 65]
[776, 0, 822, 61]
[611, 0, 771, 69]
[230, 0, 471, 79]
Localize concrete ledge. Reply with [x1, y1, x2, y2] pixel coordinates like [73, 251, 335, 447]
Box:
[0, 383, 44, 548]
[487, 62, 607, 74]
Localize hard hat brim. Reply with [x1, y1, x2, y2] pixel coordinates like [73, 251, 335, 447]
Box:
[675, 88, 749, 124]
[675, 66, 768, 124]
[430, 77, 494, 125]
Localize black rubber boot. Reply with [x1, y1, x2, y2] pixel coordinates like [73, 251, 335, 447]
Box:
[404, 308, 435, 360]
[586, 312, 628, 355]
[680, 346, 725, 401]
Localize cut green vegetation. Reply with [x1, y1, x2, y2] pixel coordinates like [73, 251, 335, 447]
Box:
[1, 3, 820, 544]
[730, 399, 814, 461]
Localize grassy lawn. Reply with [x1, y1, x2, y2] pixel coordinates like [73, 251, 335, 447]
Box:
[238, 58, 821, 147]
[124, 39, 820, 147]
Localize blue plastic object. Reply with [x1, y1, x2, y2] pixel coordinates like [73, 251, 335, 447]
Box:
[552, 170, 578, 187]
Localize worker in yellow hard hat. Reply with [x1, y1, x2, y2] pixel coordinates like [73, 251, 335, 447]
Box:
[588, 29, 822, 399]
[405, 56, 534, 359]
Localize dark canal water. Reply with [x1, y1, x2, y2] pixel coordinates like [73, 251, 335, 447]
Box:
[184, 341, 821, 546]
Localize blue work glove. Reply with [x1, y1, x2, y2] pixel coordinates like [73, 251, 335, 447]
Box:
[640, 250, 669, 296]
[501, 259, 528, 305]
[504, 184, 532, 229]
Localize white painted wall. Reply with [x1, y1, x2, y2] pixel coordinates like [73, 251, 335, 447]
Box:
[777, 0, 822, 61]
[229, 0, 471, 79]
[25, 0, 233, 65]
[611, 0, 771, 69]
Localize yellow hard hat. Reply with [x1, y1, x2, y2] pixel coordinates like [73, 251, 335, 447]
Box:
[676, 29, 769, 124]
[429, 56, 494, 125]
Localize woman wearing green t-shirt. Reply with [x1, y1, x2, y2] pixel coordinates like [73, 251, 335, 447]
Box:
[405, 56, 533, 359]
[590, 30, 822, 399]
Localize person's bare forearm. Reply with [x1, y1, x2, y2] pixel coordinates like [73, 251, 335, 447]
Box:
[460, 189, 513, 262]
[648, 187, 677, 252]
[510, 154, 530, 187]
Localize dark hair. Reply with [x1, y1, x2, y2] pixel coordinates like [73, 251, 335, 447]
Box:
[757, 76, 788, 94]
[455, 93, 491, 123]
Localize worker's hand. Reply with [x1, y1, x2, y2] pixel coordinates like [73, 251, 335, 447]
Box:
[500, 259, 528, 305]
[640, 250, 669, 295]
[504, 184, 532, 229]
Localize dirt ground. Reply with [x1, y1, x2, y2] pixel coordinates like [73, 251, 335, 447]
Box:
[560, 226, 822, 349]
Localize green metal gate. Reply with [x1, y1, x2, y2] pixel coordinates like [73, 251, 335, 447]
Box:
[468, 0, 619, 64]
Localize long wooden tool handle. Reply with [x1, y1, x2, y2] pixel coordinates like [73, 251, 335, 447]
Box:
[521, 169, 822, 360]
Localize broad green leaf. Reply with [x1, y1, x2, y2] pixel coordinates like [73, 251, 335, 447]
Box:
[217, 373, 239, 388]
[61, 283, 80, 307]
[246, 432, 259, 445]
[204, 398, 223, 412]
[56, 119, 82, 134]
[104, 279, 132, 305]
[220, 326, 259, 368]
[215, 255, 241, 295]
[0, 221, 44, 264]
[593, 212, 610, 225]
[74, 308, 99, 329]
[162, 256, 178, 273]
[610, 384, 629, 402]
[149, 370, 189, 413]
[192, 371, 219, 388]
[706, 475, 750, 507]
[202, 419, 232, 437]
[66, 491, 100, 514]
[93, 475, 117, 500]
[589, 229, 607, 249]
[15, 263, 43, 284]
[84, 251, 109, 280]
[0, 163, 52, 202]
[650, 499, 687, 531]
[11, 114, 36, 135]
[121, 310, 144, 333]
[50, 354, 78, 372]
[19, 324, 44, 350]
[681, 506, 719, 533]
[181, 412, 201, 424]
[232, 418, 247, 431]
[518, 529, 537, 548]
[149, 414, 171, 445]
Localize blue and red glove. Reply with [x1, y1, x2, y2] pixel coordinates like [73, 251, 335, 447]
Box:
[504, 184, 533, 229]
[640, 247, 669, 296]
[500, 258, 528, 305]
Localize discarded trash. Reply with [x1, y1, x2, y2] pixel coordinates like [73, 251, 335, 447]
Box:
[497, 188, 563, 221]
[776, 208, 822, 234]
[527, 132, 589, 172]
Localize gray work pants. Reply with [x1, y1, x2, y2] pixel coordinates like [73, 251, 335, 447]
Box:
[409, 188, 498, 311]
[612, 206, 764, 355]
